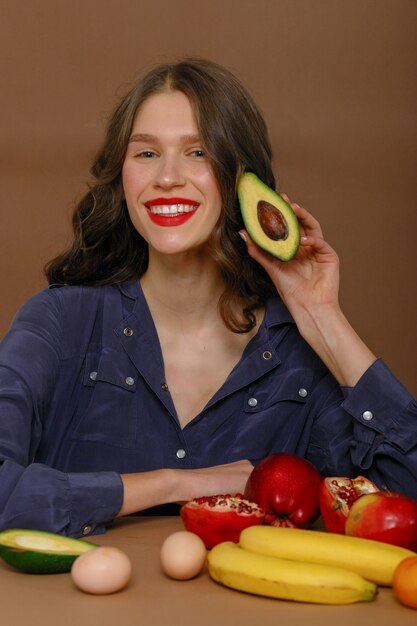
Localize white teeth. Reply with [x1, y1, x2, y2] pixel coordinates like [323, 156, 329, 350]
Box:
[148, 204, 197, 215]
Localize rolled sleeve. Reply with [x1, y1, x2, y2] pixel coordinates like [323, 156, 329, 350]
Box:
[0, 461, 124, 538]
[337, 359, 417, 495]
[342, 359, 417, 452]
[67, 471, 124, 537]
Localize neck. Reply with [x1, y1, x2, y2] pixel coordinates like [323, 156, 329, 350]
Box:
[140, 250, 225, 330]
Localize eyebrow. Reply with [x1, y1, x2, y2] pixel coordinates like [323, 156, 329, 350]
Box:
[128, 133, 201, 144]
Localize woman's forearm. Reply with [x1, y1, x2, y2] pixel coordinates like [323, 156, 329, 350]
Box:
[117, 460, 253, 517]
[294, 302, 377, 387]
[116, 469, 179, 517]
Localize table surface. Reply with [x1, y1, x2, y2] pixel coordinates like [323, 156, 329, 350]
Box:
[1, 516, 416, 626]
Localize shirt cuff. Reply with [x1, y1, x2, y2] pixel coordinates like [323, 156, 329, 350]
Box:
[67, 471, 123, 537]
[341, 358, 417, 452]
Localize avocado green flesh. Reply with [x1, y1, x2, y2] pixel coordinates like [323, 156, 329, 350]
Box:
[0, 529, 97, 574]
[238, 173, 300, 261]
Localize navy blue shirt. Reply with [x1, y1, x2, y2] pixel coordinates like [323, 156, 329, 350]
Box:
[0, 279, 416, 537]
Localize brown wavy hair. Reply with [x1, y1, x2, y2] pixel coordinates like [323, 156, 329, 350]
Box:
[45, 57, 278, 332]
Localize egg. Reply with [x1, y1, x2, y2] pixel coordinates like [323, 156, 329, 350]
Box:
[71, 546, 132, 594]
[160, 531, 207, 580]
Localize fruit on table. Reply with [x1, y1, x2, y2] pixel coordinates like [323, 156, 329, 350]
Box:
[71, 546, 132, 594]
[239, 525, 416, 586]
[237, 172, 300, 261]
[244, 453, 322, 527]
[392, 556, 417, 609]
[160, 531, 207, 580]
[345, 491, 417, 551]
[207, 541, 376, 604]
[180, 493, 265, 549]
[0, 529, 97, 574]
[319, 475, 380, 533]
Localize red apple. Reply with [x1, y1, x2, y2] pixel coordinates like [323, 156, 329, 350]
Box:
[319, 475, 379, 534]
[345, 492, 417, 550]
[243, 453, 322, 528]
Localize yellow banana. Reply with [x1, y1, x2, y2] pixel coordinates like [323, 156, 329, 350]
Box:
[207, 541, 376, 604]
[239, 526, 416, 586]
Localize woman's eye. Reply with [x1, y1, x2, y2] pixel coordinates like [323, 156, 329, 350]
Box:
[190, 149, 205, 157]
[136, 150, 158, 158]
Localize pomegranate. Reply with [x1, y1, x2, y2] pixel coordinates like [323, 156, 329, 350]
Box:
[244, 453, 322, 528]
[319, 476, 379, 534]
[180, 494, 265, 549]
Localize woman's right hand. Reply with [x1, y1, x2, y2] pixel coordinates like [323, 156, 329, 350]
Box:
[117, 459, 254, 517]
[177, 459, 254, 503]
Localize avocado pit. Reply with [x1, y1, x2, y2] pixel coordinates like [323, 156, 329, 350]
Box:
[257, 201, 289, 241]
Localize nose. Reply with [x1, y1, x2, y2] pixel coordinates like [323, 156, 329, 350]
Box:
[154, 154, 186, 190]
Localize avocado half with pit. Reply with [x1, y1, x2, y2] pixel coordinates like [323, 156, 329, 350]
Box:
[238, 173, 300, 261]
[0, 529, 97, 574]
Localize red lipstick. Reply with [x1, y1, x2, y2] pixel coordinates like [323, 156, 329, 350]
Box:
[144, 197, 199, 227]
[148, 211, 197, 227]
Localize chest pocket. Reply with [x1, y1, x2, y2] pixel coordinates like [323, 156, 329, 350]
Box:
[73, 348, 139, 448]
[244, 368, 316, 414]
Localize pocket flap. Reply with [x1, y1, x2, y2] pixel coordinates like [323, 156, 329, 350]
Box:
[83, 349, 137, 392]
[244, 368, 315, 413]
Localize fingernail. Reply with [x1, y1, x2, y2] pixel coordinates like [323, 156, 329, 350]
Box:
[293, 203, 301, 209]
[239, 231, 247, 243]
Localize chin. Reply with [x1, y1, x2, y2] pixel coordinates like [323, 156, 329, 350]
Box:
[150, 234, 209, 257]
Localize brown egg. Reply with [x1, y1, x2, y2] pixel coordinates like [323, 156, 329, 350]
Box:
[71, 546, 132, 594]
[160, 531, 207, 580]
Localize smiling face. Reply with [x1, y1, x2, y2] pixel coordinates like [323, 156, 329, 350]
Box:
[122, 90, 222, 257]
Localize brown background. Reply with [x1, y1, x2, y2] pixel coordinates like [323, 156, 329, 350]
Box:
[0, 0, 416, 394]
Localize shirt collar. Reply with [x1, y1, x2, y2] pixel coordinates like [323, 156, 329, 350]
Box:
[117, 278, 142, 301]
[117, 278, 294, 327]
[263, 295, 295, 328]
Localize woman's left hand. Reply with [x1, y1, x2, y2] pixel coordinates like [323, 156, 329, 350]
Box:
[241, 195, 340, 318]
[241, 195, 377, 387]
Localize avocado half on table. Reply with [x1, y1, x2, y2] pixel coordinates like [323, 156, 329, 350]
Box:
[238, 172, 300, 261]
[0, 529, 97, 574]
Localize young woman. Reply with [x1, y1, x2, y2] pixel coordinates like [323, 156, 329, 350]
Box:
[0, 58, 415, 537]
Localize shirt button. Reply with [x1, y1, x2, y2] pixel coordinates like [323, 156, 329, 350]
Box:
[82, 524, 93, 536]
[248, 397, 258, 407]
[89, 371, 97, 381]
[262, 351, 272, 360]
[125, 376, 135, 386]
[362, 410, 374, 421]
[298, 388, 308, 398]
[176, 449, 186, 459]
[161, 382, 169, 391]
[123, 327, 134, 337]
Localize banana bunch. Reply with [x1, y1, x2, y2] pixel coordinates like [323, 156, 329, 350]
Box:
[207, 526, 416, 605]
